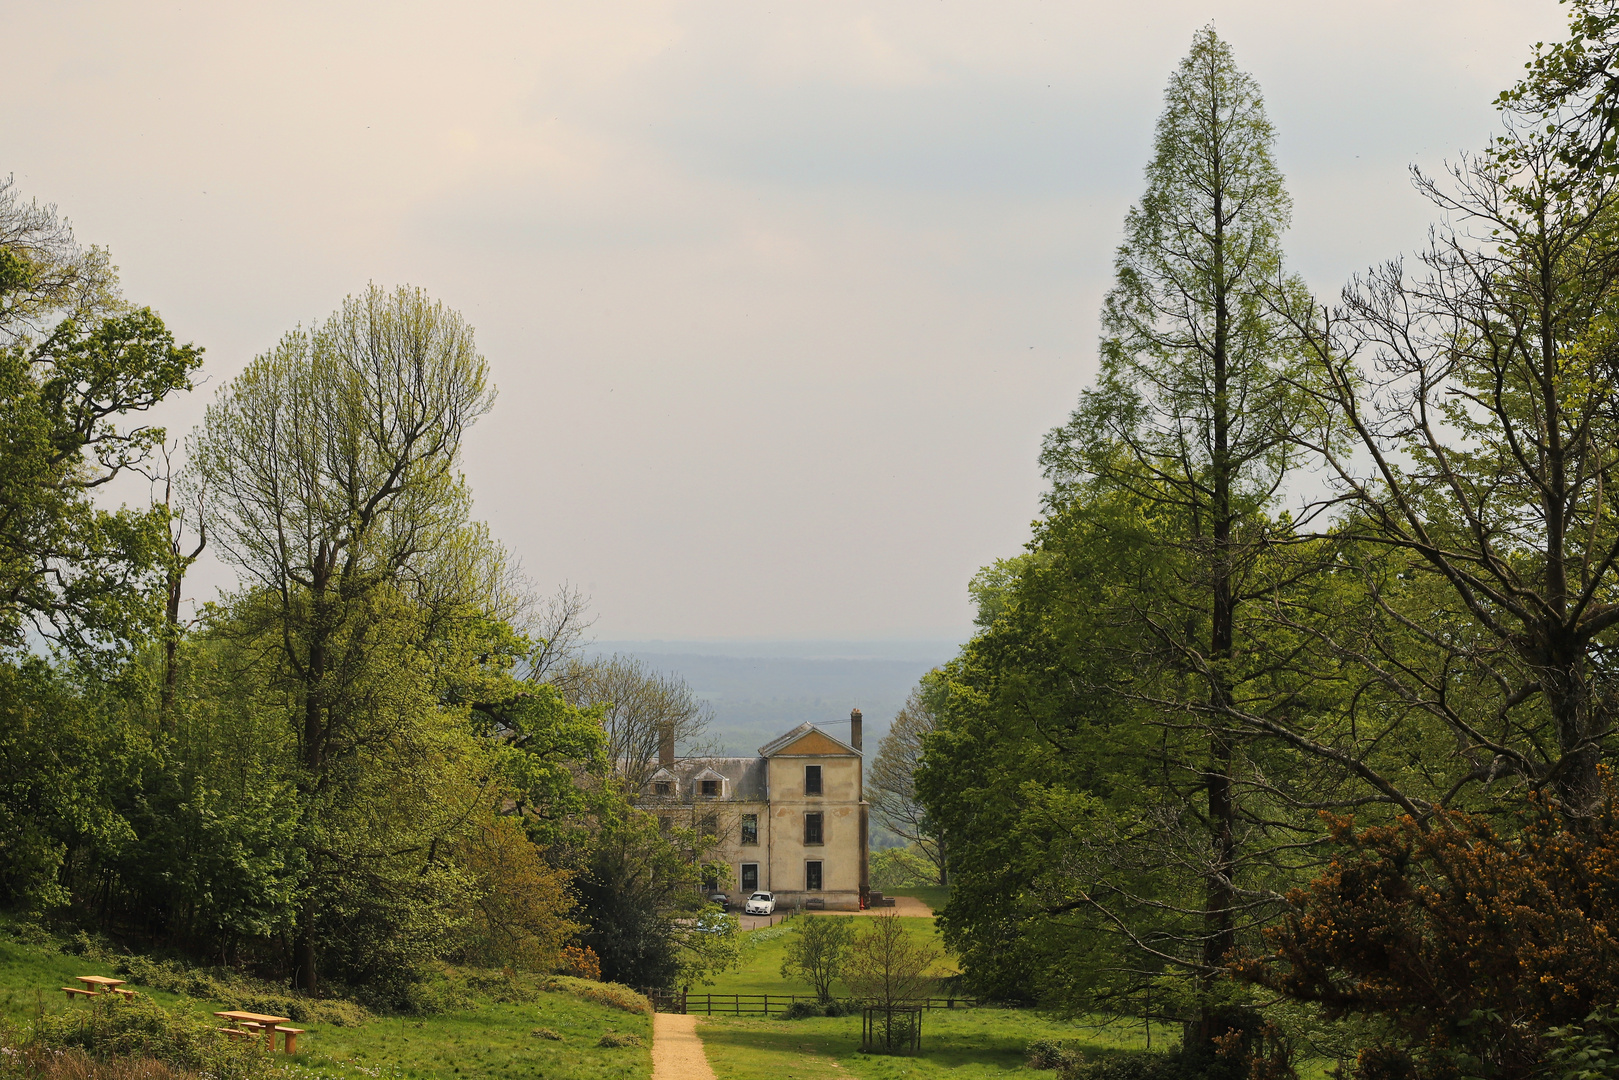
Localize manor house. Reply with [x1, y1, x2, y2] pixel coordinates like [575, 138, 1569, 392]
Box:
[643, 710, 869, 911]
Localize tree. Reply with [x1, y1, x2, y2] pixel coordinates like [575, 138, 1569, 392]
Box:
[0, 182, 185, 655]
[451, 815, 578, 972]
[869, 683, 946, 886]
[780, 915, 855, 1003]
[556, 654, 713, 791]
[573, 806, 723, 988]
[844, 914, 940, 1008]
[0, 176, 118, 345]
[1036, 25, 1310, 1047]
[1282, 80, 1619, 813]
[191, 283, 499, 993]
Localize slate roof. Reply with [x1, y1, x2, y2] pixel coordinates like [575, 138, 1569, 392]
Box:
[653, 756, 770, 802]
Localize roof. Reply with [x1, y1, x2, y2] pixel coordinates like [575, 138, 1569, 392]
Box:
[655, 756, 770, 801]
[757, 722, 861, 758]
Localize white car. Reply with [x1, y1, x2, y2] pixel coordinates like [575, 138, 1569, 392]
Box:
[744, 891, 775, 915]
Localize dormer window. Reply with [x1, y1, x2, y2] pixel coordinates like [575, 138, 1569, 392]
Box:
[653, 781, 672, 797]
[701, 779, 720, 798]
[805, 765, 822, 796]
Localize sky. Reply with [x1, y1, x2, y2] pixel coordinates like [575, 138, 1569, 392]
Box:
[3, 0, 1570, 641]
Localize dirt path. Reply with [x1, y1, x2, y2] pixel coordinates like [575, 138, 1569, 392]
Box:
[653, 1012, 717, 1080]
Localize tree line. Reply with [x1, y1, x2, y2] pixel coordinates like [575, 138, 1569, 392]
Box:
[0, 180, 737, 1005]
[914, 8, 1619, 1080]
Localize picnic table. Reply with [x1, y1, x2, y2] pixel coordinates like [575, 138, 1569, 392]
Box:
[213, 1011, 303, 1053]
[61, 976, 134, 1001]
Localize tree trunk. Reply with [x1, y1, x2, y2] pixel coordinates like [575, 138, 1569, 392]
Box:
[292, 906, 317, 993]
[160, 564, 182, 729]
[1197, 87, 1241, 1050]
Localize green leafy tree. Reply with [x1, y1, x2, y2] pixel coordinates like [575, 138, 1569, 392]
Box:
[0, 199, 202, 651]
[780, 915, 855, 1003]
[191, 284, 502, 994]
[574, 805, 725, 988]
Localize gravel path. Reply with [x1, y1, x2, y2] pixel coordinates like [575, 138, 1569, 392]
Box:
[735, 894, 934, 930]
[652, 1012, 717, 1080]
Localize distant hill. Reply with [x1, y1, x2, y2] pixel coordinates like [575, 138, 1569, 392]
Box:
[584, 640, 959, 756]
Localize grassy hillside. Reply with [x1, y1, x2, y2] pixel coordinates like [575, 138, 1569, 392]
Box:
[0, 931, 651, 1080]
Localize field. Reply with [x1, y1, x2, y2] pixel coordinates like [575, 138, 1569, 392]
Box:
[0, 933, 651, 1080]
[697, 1005, 1168, 1079]
[697, 896, 1176, 1079]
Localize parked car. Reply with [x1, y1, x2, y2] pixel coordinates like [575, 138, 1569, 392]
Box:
[708, 891, 730, 912]
[745, 891, 775, 915]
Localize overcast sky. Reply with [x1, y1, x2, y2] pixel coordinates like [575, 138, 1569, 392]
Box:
[4, 1, 1569, 641]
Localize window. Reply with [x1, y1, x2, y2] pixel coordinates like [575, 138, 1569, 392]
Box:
[701, 778, 720, 797]
[653, 781, 671, 797]
[805, 861, 823, 891]
[703, 874, 717, 892]
[741, 863, 759, 892]
[805, 765, 822, 796]
[741, 813, 758, 845]
[804, 811, 823, 846]
[700, 813, 718, 839]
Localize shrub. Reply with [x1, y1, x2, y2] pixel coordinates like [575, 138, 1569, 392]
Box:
[596, 1031, 642, 1048]
[530, 1027, 563, 1041]
[544, 977, 651, 1015]
[1028, 1038, 1086, 1070]
[783, 1000, 823, 1020]
[1240, 799, 1619, 1080]
[111, 955, 369, 1027]
[558, 946, 601, 981]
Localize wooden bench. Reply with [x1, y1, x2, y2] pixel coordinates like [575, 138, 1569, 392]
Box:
[216, 1028, 252, 1041]
[60, 987, 97, 1000]
[108, 988, 137, 1000]
[274, 1026, 306, 1053]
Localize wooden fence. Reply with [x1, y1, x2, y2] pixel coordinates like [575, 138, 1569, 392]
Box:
[641, 991, 978, 1016]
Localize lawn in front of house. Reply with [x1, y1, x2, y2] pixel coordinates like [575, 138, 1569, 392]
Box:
[697, 1006, 1171, 1080]
[703, 916, 958, 1000]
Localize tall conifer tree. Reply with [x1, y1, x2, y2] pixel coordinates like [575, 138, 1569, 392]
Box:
[1042, 25, 1307, 1047]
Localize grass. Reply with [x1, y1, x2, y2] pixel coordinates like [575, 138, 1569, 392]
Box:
[698, 891, 1189, 1079]
[705, 916, 958, 999]
[0, 932, 650, 1080]
[697, 1006, 1171, 1080]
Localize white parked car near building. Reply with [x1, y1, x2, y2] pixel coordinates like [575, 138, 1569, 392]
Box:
[745, 891, 775, 915]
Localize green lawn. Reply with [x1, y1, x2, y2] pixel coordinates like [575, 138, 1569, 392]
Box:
[706, 916, 958, 999]
[0, 934, 651, 1080]
[697, 902, 1188, 1079]
[698, 1007, 1172, 1080]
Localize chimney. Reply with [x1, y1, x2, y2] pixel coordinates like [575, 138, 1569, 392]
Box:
[658, 724, 674, 768]
[850, 708, 863, 752]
